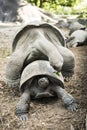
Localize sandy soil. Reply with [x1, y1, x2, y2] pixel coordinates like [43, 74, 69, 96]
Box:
[0, 25, 87, 130]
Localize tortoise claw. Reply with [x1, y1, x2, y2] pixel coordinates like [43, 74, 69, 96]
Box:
[63, 94, 78, 112]
[16, 109, 29, 121]
[18, 113, 29, 121]
[6, 78, 20, 88]
[67, 102, 78, 112]
[16, 104, 29, 121]
[62, 71, 74, 81]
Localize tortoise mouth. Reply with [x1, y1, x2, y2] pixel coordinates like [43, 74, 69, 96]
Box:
[35, 92, 54, 98]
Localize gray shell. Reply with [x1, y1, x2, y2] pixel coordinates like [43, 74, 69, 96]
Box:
[70, 30, 87, 43]
[67, 30, 87, 47]
[20, 60, 64, 91]
[12, 22, 66, 52]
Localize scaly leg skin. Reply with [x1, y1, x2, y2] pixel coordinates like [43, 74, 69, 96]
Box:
[16, 88, 30, 121]
[54, 86, 78, 111]
[6, 50, 27, 88]
[34, 37, 63, 72]
[56, 46, 75, 79]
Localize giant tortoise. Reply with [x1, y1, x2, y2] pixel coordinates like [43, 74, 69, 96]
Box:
[6, 22, 75, 87]
[67, 30, 87, 48]
[16, 60, 77, 121]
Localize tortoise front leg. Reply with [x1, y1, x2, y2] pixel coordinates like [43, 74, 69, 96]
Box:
[6, 50, 27, 87]
[16, 88, 30, 121]
[53, 86, 78, 111]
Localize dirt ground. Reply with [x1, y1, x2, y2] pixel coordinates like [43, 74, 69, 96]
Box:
[0, 24, 87, 130]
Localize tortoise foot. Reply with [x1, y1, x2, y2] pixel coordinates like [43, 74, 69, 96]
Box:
[16, 108, 29, 121]
[67, 101, 78, 111]
[62, 71, 74, 82]
[16, 103, 29, 121]
[6, 78, 20, 87]
[63, 94, 78, 112]
[18, 113, 29, 121]
[62, 71, 74, 78]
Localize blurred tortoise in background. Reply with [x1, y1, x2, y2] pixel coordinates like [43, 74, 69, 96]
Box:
[66, 30, 87, 48]
[16, 60, 77, 121]
[6, 22, 75, 88]
[68, 20, 86, 35]
[54, 19, 85, 37]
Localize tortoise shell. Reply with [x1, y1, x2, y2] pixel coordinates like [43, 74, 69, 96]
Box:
[12, 22, 66, 52]
[20, 60, 64, 92]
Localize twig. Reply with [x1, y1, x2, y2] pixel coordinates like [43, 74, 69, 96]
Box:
[86, 114, 87, 130]
[70, 124, 75, 130]
[0, 117, 4, 130]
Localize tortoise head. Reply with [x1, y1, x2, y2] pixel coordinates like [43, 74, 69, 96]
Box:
[38, 77, 50, 89]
